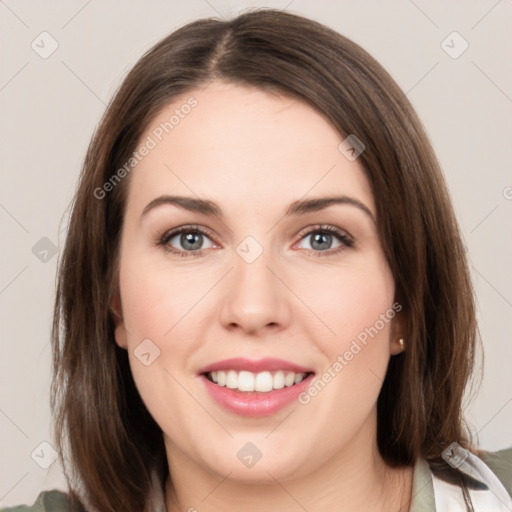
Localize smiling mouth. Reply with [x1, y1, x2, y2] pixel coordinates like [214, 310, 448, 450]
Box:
[203, 370, 314, 393]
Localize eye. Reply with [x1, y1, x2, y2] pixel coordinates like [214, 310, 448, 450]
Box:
[158, 225, 216, 256]
[157, 224, 354, 258]
[295, 225, 354, 256]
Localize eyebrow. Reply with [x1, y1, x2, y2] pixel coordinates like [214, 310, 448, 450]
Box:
[141, 195, 375, 222]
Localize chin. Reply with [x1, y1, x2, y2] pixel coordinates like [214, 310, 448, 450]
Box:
[201, 442, 312, 484]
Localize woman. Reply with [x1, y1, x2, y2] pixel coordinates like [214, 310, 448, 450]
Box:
[3, 8, 511, 512]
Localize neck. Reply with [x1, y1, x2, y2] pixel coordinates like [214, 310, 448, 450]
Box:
[164, 422, 413, 512]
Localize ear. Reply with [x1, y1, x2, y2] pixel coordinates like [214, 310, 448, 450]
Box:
[110, 289, 128, 349]
[389, 306, 408, 356]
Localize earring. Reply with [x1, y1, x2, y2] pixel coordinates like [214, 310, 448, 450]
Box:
[399, 338, 405, 351]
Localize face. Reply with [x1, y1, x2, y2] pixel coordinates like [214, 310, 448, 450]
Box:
[112, 81, 405, 483]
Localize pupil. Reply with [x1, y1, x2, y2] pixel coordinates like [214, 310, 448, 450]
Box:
[182, 232, 202, 250]
[312, 232, 331, 250]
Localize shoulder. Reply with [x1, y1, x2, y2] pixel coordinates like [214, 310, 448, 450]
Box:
[0, 490, 72, 512]
[479, 445, 512, 497]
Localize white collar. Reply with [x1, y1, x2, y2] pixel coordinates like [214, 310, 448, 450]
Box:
[431, 444, 512, 511]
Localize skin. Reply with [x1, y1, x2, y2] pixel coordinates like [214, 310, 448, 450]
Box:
[112, 81, 412, 511]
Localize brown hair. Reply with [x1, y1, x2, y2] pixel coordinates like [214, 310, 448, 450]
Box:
[51, 8, 482, 511]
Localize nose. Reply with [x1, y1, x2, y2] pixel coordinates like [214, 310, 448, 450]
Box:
[219, 241, 292, 336]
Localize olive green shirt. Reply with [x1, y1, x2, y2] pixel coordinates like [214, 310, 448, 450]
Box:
[2, 447, 511, 511]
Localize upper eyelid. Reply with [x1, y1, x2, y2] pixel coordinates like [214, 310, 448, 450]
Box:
[296, 224, 353, 241]
[162, 224, 218, 243]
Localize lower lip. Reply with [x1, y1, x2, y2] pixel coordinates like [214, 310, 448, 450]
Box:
[200, 374, 314, 417]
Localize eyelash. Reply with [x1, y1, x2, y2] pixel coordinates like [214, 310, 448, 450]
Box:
[156, 224, 354, 258]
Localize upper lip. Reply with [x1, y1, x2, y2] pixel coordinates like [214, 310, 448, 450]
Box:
[198, 357, 314, 375]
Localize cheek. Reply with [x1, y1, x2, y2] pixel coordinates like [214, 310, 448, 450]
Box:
[294, 257, 395, 412]
[294, 257, 395, 353]
[117, 249, 220, 408]
[119, 252, 204, 343]
[118, 259, 213, 442]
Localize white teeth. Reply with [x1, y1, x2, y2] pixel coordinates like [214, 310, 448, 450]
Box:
[216, 371, 226, 386]
[226, 370, 238, 389]
[255, 371, 273, 392]
[273, 370, 285, 389]
[207, 370, 309, 392]
[238, 371, 255, 392]
[284, 372, 296, 387]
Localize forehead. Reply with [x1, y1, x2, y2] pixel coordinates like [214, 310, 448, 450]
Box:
[126, 81, 375, 217]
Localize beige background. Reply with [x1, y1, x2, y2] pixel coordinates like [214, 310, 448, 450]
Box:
[1, 0, 511, 507]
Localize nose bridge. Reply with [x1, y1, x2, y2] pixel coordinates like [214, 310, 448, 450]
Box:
[220, 233, 290, 332]
[235, 234, 274, 290]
